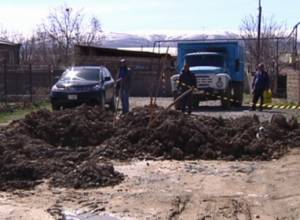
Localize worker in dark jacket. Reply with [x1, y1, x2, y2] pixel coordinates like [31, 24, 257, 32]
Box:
[251, 63, 270, 111]
[178, 63, 197, 114]
[118, 59, 131, 114]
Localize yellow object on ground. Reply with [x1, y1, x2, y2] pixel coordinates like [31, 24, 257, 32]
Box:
[264, 89, 272, 104]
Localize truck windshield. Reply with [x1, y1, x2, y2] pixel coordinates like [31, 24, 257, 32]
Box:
[61, 68, 100, 81]
[186, 55, 224, 67]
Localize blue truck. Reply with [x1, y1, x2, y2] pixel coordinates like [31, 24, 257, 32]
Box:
[170, 41, 245, 108]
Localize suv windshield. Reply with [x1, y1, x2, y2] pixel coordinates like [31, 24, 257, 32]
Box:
[185, 54, 224, 67]
[61, 68, 100, 81]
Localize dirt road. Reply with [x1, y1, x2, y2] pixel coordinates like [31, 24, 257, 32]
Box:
[0, 98, 300, 220]
[1, 149, 299, 220]
[131, 97, 300, 121]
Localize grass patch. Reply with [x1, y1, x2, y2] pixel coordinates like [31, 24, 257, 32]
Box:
[0, 101, 51, 124]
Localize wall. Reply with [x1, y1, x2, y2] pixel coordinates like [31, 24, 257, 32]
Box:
[0, 44, 20, 65]
[286, 67, 300, 103]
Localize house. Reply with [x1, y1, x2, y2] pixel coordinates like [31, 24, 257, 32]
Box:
[0, 39, 20, 65]
[74, 45, 175, 96]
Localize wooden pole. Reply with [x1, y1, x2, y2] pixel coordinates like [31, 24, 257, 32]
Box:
[29, 63, 33, 103]
[112, 78, 123, 127]
[3, 61, 7, 105]
[257, 0, 262, 65]
[154, 46, 169, 105]
[148, 88, 193, 128]
[149, 47, 170, 126]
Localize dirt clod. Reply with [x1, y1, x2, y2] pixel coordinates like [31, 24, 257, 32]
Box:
[51, 161, 124, 189]
[270, 114, 289, 129]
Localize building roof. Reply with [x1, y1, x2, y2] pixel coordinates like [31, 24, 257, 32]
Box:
[119, 47, 177, 56]
[75, 44, 172, 58]
[0, 39, 20, 47]
[186, 52, 223, 56]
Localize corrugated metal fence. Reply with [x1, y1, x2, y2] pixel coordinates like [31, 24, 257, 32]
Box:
[0, 62, 174, 103]
[0, 64, 63, 102]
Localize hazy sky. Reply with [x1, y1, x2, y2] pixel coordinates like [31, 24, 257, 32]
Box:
[0, 0, 299, 35]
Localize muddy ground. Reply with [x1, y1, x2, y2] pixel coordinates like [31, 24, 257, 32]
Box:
[1, 150, 300, 220]
[0, 97, 300, 219]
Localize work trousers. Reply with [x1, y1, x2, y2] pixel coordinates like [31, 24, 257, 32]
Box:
[181, 91, 193, 114]
[252, 89, 264, 110]
[120, 89, 129, 114]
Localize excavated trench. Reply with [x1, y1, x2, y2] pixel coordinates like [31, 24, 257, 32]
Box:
[0, 104, 299, 190]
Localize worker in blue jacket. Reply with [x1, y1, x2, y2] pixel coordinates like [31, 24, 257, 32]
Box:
[251, 63, 270, 111]
[179, 63, 196, 114]
[117, 59, 131, 114]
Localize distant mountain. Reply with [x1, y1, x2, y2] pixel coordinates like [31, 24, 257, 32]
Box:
[101, 32, 240, 48]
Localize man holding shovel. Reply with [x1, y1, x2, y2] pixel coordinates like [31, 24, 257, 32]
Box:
[178, 63, 196, 114]
[116, 59, 131, 114]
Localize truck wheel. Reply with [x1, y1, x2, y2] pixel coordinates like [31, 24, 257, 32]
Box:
[221, 98, 230, 108]
[99, 92, 105, 110]
[51, 103, 60, 111]
[232, 82, 244, 107]
[221, 87, 231, 108]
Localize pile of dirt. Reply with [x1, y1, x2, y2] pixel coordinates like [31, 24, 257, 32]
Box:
[93, 107, 300, 161]
[8, 105, 115, 147]
[0, 105, 122, 191]
[0, 105, 300, 190]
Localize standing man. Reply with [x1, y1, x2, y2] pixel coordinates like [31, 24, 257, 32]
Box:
[251, 63, 270, 111]
[178, 63, 196, 114]
[118, 59, 131, 114]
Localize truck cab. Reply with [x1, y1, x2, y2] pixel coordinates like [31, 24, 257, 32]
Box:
[170, 41, 245, 108]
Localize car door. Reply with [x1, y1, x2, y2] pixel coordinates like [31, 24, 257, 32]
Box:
[102, 67, 114, 102]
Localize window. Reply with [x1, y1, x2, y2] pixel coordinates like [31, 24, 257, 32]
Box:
[185, 54, 224, 67]
[61, 68, 100, 81]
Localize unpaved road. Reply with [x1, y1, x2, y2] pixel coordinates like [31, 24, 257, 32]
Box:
[0, 97, 300, 220]
[131, 97, 300, 121]
[0, 149, 300, 220]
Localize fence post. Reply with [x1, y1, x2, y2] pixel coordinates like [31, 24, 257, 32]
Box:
[48, 65, 51, 89]
[3, 61, 7, 104]
[275, 38, 279, 94]
[29, 63, 33, 103]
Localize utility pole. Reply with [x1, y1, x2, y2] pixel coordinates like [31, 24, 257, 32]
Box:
[65, 8, 71, 64]
[293, 24, 298, 68]
[257, 0, 262, 65]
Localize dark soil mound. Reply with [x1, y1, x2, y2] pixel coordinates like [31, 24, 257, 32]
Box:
[10, 105, 115, 147]
[0, 105, 122, 191]
[0, 105, 300, 190]
[94, 107, 300, 161]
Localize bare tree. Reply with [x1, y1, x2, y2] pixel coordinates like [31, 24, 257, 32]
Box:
[17, 35, 35, 64]
[0, 27, 34, 65]
[0, 25, 9, 40]
[240, 15, 287, 72]
[240, 15, 289, 93]
[41, 4, 104, 65]
[75, 16, 105, 45]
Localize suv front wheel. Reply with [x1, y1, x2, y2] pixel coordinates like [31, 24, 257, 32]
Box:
[98, 92, 105, 110]
[51, 103, 60, 111]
